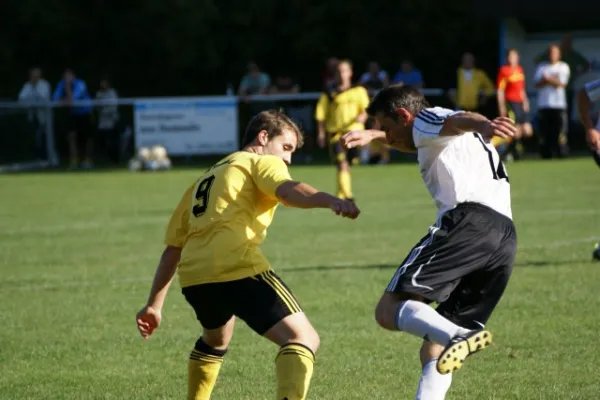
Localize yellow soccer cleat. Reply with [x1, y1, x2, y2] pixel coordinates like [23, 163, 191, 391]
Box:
[436, 330, 493, 374]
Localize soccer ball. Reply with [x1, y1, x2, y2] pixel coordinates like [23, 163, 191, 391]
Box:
[151, 145, 168, 160]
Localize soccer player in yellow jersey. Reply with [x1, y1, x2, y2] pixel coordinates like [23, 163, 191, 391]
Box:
[135, 110, 360, 400]
[316, 59, 370, 200]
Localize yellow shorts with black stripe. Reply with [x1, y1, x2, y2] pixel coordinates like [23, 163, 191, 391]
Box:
[182, 270, 302, 335]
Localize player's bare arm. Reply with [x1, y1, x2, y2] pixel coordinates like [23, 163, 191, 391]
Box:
[136, 245, 181, 339]
[441, 112, 517, 140]
[275, 180, 360, 219]
[340, 129, 387, 149]
[577, 88, 600, 149]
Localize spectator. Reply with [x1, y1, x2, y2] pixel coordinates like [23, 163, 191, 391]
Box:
[536, 34, 590, 128]
[535, 34, 589, 82]
[496, 48, 533, 161]
[52, 68, 93, 169]
[18, 67, 51, 160]
[269, 75, 300, 94]
[322, 57, 339, 90]
[534, 44, 571, 159]
[392, 60, 424, 88]
[359, 61, 389, 95]
[238, 62, 271, 96]
[453, 52, 494, 112]
[96, 76, 121, 164]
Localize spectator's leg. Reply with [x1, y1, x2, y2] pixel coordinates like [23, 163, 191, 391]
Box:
[538, 109, 553, 159]
[81, 115, 95, 168]
[558, 110, 569, 158]
[67, 132, 79, 168]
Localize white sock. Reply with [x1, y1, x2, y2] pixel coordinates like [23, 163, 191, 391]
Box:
[396, 300, 470, 345]
[415, 359, 452, 400]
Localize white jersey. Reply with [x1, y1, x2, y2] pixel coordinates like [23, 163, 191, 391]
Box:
[413, 107, 512, 220]
[584, 79, 600, 130]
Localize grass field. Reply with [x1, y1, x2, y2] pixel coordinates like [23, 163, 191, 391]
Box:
[1, 157, 599, 400]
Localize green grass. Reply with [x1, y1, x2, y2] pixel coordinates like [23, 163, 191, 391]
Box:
[1, 158, 599, 399]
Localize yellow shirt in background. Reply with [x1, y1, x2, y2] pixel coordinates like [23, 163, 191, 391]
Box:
[456, 68, 494, 110]
[164, 152, 292, 287]
[315, 86, 370, 139]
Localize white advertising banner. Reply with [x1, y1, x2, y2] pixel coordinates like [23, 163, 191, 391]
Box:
[134, 96, 238, 155]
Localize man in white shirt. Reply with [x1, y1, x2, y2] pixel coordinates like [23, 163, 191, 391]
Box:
[341, 85, 517, 400]
[18, 67, 51, 160]
[534, 44, 571, 158]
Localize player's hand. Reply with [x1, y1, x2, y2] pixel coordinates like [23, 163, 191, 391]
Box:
[483, 117, 517, 140]
[330, 199, 360, 219]
[136, 305, 162, 339]
[317, 134, 326, 149]
[586, 128, 600, 151]
[340, 130, 373, 149]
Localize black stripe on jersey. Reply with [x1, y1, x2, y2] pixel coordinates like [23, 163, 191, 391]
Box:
[417, 110, 445, 125]
[474, 133, 499, 180]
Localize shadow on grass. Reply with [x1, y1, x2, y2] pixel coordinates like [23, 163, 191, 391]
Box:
[282, 258, 589, 274]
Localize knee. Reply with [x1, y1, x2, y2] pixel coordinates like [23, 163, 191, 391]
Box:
[337, 161, 350, 172]
[374, 296, 398, 331]
[201, 333, 230, 350]
[286, 328, 320, 354]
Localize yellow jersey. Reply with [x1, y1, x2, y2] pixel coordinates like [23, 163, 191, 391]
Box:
[456, 68, 495, 110]
[315, 86, 370, 138]
[164, 151, 292, 287]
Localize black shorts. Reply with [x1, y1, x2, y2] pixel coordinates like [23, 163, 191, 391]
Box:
[507, 101, 529, 124]
[386, 202, 517, 329]
[592, 148, 600, 168]
[182, 270, 303, 335]
[67, 113, 93, 140]
[329, 134, 358, 165]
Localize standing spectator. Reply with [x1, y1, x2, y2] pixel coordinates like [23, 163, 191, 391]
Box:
[535, 34, 589, 82]
[536, 34, 590, 127]
[269, 74, 300, 94]
[322, 57, 339, 90]
[238, 62, 271, 96]
[52, 68, 93, 169]
[453, 52, 495, 112]
[496, 48, 533, 160]
[392, 60, 424, 89]
[534, 44, 571, 159]
[359, 61, 389, 96]
[96, 76, 121, 164]
[18, 67, 51, 160]
[359, 61, 391, 164]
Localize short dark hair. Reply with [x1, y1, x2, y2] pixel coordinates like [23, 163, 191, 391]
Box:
[242, 110, 304, 148]
[366, 84, 430, 119]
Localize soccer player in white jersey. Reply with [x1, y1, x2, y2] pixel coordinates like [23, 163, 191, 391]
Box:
[341, 85, 517, 400]
[577, 78, 600, 259]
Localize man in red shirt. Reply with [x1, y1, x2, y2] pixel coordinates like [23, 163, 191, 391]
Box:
[496, 48, 533, 160]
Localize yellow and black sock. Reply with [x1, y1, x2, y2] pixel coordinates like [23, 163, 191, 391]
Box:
[275, 343, 315, 400]
[336, 169, 353, 200]
[188, 338, 227, 400]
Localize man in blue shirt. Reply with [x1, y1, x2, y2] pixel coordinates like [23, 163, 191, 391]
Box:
[53, 69, 94, 169]
[392, 60, 424, 89]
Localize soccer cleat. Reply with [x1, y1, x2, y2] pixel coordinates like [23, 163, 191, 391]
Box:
[436, 330, 493, 375]
[592, 243, 600, 261]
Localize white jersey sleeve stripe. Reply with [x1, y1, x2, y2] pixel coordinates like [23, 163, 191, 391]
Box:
[584, 79, 600, 104]
[420, 110, 445, 124]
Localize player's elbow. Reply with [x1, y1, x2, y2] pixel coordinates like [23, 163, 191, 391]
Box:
[275, 181, 299, 207]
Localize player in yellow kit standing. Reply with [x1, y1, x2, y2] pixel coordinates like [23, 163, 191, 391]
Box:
[135, 110, 360, 400]
[316, 59, 370, 201]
